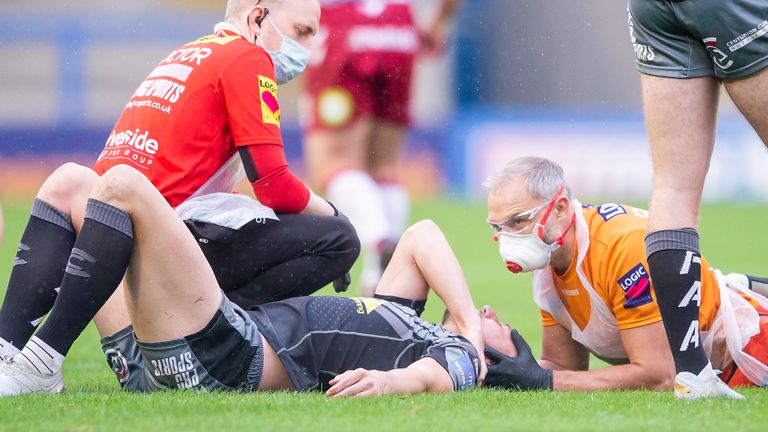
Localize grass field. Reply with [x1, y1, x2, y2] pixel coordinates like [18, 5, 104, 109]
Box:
[0, 198, 767, 431]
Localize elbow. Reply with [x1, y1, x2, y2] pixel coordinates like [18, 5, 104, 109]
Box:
[650, 369, 675, 391]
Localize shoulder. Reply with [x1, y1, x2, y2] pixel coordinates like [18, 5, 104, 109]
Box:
[581, 203, 648, 250]
[220, 42, 275, 76]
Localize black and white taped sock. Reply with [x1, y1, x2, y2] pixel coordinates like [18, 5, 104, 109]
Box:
[16, 336, 64, 375]
[645, 228, 709, 375]
[34, 199, 134, 357]
[0, 198, 76, 351]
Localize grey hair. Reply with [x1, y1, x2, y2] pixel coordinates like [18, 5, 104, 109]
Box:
[482, 156, 571, 200]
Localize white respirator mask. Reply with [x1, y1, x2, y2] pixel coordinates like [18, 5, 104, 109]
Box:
[489, 186, 574, 274]
[497, 230, 561, 273]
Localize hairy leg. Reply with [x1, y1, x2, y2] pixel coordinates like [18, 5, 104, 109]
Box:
[724, 67, 768, 147]
[642, 75, 719, 231]
[641, 74, 719, 375]
[89, 166, 222, 343]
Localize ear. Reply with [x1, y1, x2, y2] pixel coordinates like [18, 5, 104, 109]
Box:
[554, 195, 571, 221]
[246, 5, 268, 35]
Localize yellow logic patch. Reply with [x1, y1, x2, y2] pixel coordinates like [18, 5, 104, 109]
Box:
[353, 297, 385, 315]
[259, 75, 280, 127]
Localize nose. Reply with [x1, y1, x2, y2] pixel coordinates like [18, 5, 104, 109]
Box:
[481, 305, 497, 319]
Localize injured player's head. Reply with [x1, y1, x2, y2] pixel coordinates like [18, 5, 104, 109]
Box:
[443, 305, 517, 363]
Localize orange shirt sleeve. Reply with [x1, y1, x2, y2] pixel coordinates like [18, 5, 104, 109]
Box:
[600, 230, 663, 330]
[540, 309, 559, 327]
[217, 49, 282, 147]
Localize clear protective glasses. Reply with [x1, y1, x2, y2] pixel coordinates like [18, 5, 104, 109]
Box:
[486, 200, 550, 235]
[486, 185, 565, 235]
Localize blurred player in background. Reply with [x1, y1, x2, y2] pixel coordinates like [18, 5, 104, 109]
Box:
[628, 0, 768, 399]
[481, 157, 768, 395]
[0, 0, 359, 378]
[301, 0, 463, 294]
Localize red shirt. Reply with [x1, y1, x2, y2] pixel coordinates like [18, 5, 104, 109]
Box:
[94, 29, 285, 208]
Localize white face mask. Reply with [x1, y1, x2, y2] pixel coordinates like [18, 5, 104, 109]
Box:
[259, 14, 310, 84]
[490, 185, 574, 273]
[498, 230, 560, 273]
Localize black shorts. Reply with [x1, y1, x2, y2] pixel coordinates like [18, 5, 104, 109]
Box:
[185, 213, 359, 308]
[136, 295, 264, 391]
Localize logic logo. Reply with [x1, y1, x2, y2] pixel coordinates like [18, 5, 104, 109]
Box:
[259, 75, 280, 127]
[618, 263, 653, 309]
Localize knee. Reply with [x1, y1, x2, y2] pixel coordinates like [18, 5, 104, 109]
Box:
[38, 163, 99, 208]
[91, 165, 149, 211]
[334, 217, 361, 266]
[402, 219, 441, 244]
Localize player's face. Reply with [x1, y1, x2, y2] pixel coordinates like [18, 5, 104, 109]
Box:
[479, 305, 518, 361]
[260, 0, 320, 51]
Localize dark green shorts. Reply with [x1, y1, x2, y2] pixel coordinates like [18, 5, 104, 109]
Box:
[628, 0, 768, 80]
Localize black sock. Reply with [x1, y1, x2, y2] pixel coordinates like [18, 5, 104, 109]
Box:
[0, 199, 75, 350]
[34, 199, 134, 356]
[646, 228, 709, 375]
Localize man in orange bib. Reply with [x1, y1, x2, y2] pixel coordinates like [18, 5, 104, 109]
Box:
[482, 157, 768, 397]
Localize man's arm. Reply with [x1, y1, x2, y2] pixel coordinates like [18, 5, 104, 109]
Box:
[539, 324, 590, 371]
[239, 145, 335, 216]
[326, 357, 453, 397]
[551, 322, 674, 391]
[374, 220, 485, 374]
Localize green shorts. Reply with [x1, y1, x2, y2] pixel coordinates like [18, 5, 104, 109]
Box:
[628, 0, 768, 80]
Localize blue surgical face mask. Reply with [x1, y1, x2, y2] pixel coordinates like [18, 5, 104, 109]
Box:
[260, 14, 310, 84]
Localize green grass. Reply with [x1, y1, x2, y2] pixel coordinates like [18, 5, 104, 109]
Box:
[1, 198, 768, 431]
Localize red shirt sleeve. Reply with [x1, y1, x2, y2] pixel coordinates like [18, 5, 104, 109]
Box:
[217, 48, 282, 147]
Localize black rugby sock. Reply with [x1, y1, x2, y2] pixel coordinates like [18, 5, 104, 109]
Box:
[0, 199, 75, 350]
[35, 199, 134, 356]
[646, 228, 709, 375]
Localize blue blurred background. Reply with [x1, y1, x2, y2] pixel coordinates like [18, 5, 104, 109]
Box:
[1, 0, 767, 202]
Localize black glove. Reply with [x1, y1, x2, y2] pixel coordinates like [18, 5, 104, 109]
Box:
[484, 329, 553, 391]
[332, 272, 352, 293]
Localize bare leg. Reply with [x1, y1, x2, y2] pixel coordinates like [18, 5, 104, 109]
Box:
[641, 74, 720, 377]
[369, 120, 411, 242]
[368, 120, 406, 182]
[92, 166, 289, 390]
[303, 118, 372, 191]
[724, 67, 768, 147]
[642, 75, 719, 231]
[89, 166, 222, 343]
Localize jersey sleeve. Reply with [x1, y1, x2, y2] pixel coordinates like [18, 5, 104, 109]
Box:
[217, 49, 282, 147]
[540, 309, 559, 327]
[424, 337, 479, 391]
[600, 230, 663, 330]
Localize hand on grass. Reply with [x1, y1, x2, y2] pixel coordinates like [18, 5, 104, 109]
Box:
[326, 369, 389, 397]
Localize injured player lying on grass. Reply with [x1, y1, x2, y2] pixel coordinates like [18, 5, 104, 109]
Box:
[0, 165, 520, 396]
